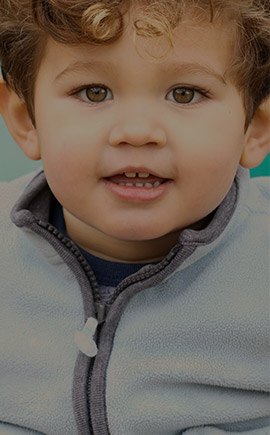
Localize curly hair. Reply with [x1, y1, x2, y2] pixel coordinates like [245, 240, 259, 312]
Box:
[0, 0, 269, 129]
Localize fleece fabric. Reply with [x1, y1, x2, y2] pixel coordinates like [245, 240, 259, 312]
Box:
[0, 167, 269, 435]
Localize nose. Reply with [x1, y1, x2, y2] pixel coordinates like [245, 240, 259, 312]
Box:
[108, 110, 167, 148]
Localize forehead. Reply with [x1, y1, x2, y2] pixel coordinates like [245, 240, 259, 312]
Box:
[39, 17, 234, 84]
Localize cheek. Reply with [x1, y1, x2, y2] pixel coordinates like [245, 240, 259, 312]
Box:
[178, 106, 245, 169]
[36, 133, 87, 202]
[37, 124, 93, 177]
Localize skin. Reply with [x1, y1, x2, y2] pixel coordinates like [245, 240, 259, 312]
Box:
[1, 13, 269, 262]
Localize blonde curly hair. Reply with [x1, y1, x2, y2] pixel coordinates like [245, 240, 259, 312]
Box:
[0, 0, 269, 129]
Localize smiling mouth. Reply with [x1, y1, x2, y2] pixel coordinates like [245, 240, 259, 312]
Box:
[103, 171, 172, 202]
[105, 172, 169, 188]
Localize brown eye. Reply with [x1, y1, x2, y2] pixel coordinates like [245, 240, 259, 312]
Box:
[86, 86, 108, 102]
[172, 88, 195, 104]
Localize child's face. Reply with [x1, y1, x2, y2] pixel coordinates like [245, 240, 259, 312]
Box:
[31, 17, 249, 259]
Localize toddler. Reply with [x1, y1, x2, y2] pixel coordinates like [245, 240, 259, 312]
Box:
[0, 0, 269, 434]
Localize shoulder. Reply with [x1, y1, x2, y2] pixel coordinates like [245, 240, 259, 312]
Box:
[247, 176, 270, 214]
[0, 168, 43, 233]
[228, 175, 270, 268]
[0, 168, 42, 213]
[235, 175, 270, 238]
[239, 176, 269, 250]
[0, 169, 42, 195]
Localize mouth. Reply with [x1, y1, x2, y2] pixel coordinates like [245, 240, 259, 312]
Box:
[106, 172, 167, 188]
[103, 169, 172, 202]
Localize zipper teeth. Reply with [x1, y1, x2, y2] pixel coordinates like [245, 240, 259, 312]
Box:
[87, 244, 180, 434]
[109, 243, 180, 305]
[38, 221, 102, 302]
[38, 220, 180, 307]
[37, 220, 179, 435]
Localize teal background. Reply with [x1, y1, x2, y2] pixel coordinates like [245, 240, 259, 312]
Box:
[0, 115, 269, 181]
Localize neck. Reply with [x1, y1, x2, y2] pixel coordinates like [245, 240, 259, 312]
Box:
[63, 209, 214, 263]
[63, 209, 181, 263]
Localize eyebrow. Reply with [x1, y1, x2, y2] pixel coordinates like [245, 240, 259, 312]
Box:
[54, 60, 227, 85]
[54, 60, 118, 82]
[159, 61, 227, 85]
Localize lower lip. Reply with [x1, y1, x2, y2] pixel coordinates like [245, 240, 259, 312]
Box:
[103, 179, 172, 202]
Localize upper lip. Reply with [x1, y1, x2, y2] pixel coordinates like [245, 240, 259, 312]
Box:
[105, 166, 170, 179]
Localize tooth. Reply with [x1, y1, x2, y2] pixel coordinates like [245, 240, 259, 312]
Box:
[145, 183, 153, 188]
[135, 182, 144, 187]
[138, 172, 150, 178]
[126, 182, 134, 186]
[124, 172, 136, 178]
[153, 181, 161, 187]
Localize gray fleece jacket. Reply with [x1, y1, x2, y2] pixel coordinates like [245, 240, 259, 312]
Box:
[0, 167, 269, 435]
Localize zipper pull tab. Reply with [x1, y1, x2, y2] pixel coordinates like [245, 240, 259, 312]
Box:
[74, 317, 98, 357]
[95, 302, 108, 324]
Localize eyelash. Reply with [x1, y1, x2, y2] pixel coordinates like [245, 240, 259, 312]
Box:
[69, 83, 211, 106]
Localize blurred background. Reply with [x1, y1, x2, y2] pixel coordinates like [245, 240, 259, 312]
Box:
[0, 114, 269, 182]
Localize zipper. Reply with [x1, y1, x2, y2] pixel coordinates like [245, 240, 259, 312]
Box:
[37, 219, 180, 434]
[89, 242, 180, 353]
[95, 301, 109, 324]
[37, 220, 101, 300]
[87, 244, 181, 434]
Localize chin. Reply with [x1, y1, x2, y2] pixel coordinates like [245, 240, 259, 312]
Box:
[104, 224, 168, 242]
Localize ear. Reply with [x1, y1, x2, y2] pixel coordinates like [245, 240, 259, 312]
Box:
[240, 98, 270, 169]
[0, 80, 41, 160]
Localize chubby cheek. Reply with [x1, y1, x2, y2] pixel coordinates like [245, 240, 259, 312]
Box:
[174, 121, 245, 213]
[36, 102, 97, 166]
[182, 102, 245, 168]
[36, 137, 89, 210]
[36, 115, 96, 180]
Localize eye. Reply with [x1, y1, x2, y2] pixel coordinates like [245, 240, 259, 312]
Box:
[166, 86, 209, 105]
[73, 85, 113, 104]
